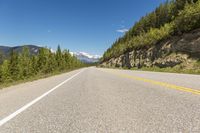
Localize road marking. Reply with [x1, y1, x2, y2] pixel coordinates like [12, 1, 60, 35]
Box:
[103, 69, 200, 95]
[0, 69, 84, 127]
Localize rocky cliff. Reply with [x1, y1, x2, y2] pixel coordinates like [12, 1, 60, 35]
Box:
[101, 28, 200, 70]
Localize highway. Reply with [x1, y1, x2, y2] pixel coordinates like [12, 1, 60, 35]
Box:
[0, 67, 200, 132]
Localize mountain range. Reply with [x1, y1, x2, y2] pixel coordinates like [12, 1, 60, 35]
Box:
[70, 52, 101, 63]
[0, 45, 100, 63]
[0, 45, 41, 57]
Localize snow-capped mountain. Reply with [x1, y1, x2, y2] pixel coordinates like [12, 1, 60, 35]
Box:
[70, 52, 101, 63]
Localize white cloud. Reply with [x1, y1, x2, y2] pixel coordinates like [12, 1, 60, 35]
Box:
[116, 28, 128, 33]
[47, 30, 51, 33]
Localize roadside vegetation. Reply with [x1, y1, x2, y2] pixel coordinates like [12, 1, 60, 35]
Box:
[0, 45, 85, 88]
[131, 65, 200, 75]
[102, 0, 200, 61]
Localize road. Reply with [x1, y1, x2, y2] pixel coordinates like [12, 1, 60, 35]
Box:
[0, 67, 200, 132]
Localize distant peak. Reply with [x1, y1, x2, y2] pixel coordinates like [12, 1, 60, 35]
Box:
[70, 51, 101, 63]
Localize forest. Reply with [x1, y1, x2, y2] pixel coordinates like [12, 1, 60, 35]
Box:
[102, 0, 200, 61]
[0, 46, 85, 84]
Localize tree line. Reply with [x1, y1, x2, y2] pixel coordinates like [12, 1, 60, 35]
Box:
[102, 0, 200, 61]
[0, 45, 85, 83]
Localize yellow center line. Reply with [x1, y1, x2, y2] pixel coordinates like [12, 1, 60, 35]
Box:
[101, 69, 200, 95]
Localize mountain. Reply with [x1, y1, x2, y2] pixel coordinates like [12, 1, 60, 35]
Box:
[0, 45, 41, 57]
[70, 52, 101, 63]
[0, 45, 100, 63]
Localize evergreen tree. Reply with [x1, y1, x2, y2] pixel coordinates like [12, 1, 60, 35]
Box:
[0, 60, 10, 82]
[0, 45, 85, 85]
[19, 47, 31, 78]
[56, 45, 64, 70]
[31, 55, 38, 75]
[0, 52, 3, 64]
[63, 49, 71, 69]
[46, 49, 56, 73]
[37, 48, 48, 73]
[9, 50, 20, 80]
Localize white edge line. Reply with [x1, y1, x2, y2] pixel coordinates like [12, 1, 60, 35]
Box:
[0, 69, 85, 127]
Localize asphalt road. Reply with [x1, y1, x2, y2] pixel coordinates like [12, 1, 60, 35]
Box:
[0, 67, 200, 132]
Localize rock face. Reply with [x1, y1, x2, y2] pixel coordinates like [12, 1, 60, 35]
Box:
[101, 29, 200, 69]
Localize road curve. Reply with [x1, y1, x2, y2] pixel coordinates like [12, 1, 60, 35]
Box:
[0, 67, 200, 132]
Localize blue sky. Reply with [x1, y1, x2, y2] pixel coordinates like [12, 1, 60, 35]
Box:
[0, 0, 166, 55]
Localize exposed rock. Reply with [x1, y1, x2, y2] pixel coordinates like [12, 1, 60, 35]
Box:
[101, 28, 200, 69]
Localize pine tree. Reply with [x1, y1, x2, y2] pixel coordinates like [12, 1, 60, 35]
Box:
[19, 47, 31, 78]
[37, 48, 48, 73]
[31, 55, 39, 75]
[56, 45, 64, 70]
[9, 50, 20, 80]
[0, 60, 11, 82]
[0, 52, 3, 64]
[46, 49, 56, 73]
[63, 49, 71, 69]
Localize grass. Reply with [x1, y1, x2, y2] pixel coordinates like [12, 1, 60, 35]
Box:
[0, 67, 84, 89]
[130, 66, 200, 75]
[99, 62, 200, 75]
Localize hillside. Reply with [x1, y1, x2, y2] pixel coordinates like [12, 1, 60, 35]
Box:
[101, 0, 200, 72]
[0, 45, 41, 55]
[0, 45, 41, 62]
